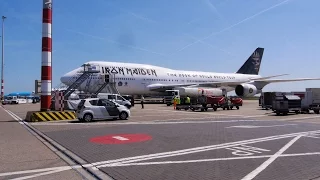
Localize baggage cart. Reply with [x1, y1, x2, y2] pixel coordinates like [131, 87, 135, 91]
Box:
[272, 94, 301, 115]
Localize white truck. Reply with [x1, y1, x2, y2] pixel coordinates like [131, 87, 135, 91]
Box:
[164, 90, 179, 106]
[292, 88, 320, 114]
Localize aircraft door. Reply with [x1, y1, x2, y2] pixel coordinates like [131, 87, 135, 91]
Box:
[105, 74, 110, 83]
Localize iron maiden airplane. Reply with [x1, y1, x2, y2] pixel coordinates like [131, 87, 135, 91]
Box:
[60, 47, 320, 97]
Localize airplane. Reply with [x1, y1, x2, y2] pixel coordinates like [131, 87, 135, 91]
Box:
[60, 47, 320, 97]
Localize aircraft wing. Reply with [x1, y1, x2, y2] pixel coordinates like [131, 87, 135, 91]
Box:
[255, 78, 320, 83]
[249, 74, 289, 80]
[147, 76, 320, 92]
[147, 80, 250, 91]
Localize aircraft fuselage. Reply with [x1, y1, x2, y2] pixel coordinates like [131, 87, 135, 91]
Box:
[61, 61, 260, 96]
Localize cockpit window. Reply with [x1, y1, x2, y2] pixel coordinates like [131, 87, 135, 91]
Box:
[76, 67, 84, 73]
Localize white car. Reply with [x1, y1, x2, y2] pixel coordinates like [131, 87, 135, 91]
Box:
[76, 98, 130, 122]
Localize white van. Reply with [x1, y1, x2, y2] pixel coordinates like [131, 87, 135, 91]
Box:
[96, 93, 132, 109]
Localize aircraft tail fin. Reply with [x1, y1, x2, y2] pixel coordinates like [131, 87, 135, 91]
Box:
[236, 47, 264, 75]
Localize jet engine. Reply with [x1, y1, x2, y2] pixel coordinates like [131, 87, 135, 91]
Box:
[174, 87, 223, 97]
[235, 84, 258, 97]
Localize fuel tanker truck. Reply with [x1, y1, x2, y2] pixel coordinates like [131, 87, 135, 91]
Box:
[164, 87, 243, 111]
[163, 87, 225, 106]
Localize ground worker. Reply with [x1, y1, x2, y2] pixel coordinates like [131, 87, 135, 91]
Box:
[185, 95, 190, 105]
[176, 96, 181, 105]
[173, 96, 177, 110]
[141, 95, 144, 109]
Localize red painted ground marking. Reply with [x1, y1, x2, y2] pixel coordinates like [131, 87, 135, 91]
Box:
[90, 134, 152, 144]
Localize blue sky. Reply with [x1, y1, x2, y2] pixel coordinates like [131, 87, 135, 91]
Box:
[0, 0, 320, 94]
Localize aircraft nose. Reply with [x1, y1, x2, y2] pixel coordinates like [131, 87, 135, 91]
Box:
[60, 71, 73, 84]
[61, 67, 83, 85]
[60, 74, 68, 84]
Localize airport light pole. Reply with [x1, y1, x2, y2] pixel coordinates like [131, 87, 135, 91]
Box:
[1, 16, 6, 101]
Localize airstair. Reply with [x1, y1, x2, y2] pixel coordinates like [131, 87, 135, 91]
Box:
[62, 63, 100, 99]
[92, 74, 119, 96]
[51, 64, 120, 102]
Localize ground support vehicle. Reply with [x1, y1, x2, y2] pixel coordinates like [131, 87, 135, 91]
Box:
[293, 88, 320, 114]
[260, 92, 274, 110]
[175, 96, 197, 111]
[164, 90, 179, 106]
[216, 97, 231, 110]
[175, 104, 190, 110]
[189, 96, 225, 111]
[229, 97, 243, 110]
[272, 93, 301, 115]
[208, 96, 243, 111]
[189, 104, 208, 111]
[260, 92, 293, 110]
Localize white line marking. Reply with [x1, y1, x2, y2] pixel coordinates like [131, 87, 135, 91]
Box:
[225, 145, 270, 156]
[2, 151, 320, 174]
[94, 130, 320, 168]
[0, 166, 72, 177]
[241, 135, 302, 180]
[226, 124, 297, 128]
[112, 136, 129, 141]
[30, 119, 259, 126]
[101, 152, 320, 167]
[0, 108, 105, 179]
[10, 167, 70, 180]
[71, 165, 82, 169]
[3, 106, 320, 177]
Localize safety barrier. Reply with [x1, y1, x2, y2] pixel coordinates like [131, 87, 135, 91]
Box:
[25, 111, 76, 122]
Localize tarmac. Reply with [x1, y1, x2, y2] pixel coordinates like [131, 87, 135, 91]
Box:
[2, 100, 320, 180]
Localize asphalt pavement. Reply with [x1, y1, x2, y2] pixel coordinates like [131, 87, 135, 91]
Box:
[2, 101, 320, 180]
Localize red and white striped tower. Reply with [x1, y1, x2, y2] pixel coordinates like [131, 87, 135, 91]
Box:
[41, 0, 52, 111]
